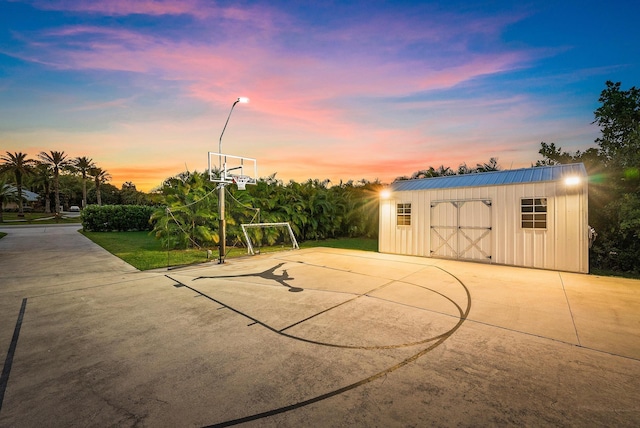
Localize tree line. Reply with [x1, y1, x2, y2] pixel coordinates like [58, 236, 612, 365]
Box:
[534, 81, 639, 273]
[0, 151, 149, 219]
[149, 172, 382, 250]
[394, 157, 501, 180]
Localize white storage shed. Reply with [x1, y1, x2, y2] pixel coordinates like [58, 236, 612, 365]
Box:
[379, 163, 589, 273]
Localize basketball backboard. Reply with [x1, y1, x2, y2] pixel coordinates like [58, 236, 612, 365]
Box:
[208, 152, 257, 188]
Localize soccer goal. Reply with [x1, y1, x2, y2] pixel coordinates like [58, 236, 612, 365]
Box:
[241, 222, 300, 255]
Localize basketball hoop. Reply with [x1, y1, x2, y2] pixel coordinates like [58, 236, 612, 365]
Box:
[232, 175, 252, 190]
[208, 152, 257, 186]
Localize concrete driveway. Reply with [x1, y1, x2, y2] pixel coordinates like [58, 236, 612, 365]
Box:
[0, 225, 639, 427]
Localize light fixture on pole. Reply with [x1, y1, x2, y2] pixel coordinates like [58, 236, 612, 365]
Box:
[219, 97, 249, 157]
[218, 97, 249, 264]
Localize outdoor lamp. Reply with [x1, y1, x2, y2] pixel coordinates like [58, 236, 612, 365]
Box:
[219, 97, 250, 154]
[564, 176, 581, 186]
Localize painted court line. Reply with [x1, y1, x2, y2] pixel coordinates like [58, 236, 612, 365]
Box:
[0, 298, 27, 412]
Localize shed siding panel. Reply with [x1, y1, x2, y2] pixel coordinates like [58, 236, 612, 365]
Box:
[417, 191, 429, 256]
[379, 198, 395, 253]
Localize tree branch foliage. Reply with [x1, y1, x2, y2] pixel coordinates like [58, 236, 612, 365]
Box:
[538, 81, 640, 273]
[395, 157, 501, 181]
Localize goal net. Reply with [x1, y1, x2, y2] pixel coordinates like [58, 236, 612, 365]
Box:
[241, 222, 300, 255]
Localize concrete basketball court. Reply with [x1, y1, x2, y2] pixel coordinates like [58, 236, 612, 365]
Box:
[0, 225, 639, 427]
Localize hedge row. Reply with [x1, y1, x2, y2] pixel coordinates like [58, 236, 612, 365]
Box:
[81, 205, 155, 232]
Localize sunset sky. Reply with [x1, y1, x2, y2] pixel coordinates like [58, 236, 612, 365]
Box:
[1, 0, 638, 191]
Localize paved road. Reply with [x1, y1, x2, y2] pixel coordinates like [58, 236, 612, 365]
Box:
[0, 225, 639, 427]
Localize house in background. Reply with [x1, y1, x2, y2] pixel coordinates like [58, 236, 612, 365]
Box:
[1, 186, 40, 212]
[379, 163, 589, 273]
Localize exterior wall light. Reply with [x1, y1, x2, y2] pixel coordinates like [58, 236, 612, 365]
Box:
[564, 176, 581, 186]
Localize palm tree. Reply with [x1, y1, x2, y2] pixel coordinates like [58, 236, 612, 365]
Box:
[0, 152, 35, 217]
[89, 167, 111, 206]
[151, 171, 217, 249]
[410, 166, 447, 179]
[73, 156, 94, 209]
[38, 151, 71, 216]
[31, 162, 53, 213]
[475, 157, 500, 173]
[0, 177, 19, 223]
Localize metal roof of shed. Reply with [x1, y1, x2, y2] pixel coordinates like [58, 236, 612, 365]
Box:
[390, 163, 587, 192]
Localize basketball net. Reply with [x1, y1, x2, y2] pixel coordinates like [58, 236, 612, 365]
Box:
[232, 175, 251, 190]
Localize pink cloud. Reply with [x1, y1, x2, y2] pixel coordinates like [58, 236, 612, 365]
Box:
[66, 96, 135, 112]
[29, 0, 289, 31]
[31, 0, 216, 19]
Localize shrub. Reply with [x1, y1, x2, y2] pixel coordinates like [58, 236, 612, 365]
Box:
[81, 205, 155, 232]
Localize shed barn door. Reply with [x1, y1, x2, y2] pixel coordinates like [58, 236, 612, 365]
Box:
[430, 199, 492, 261]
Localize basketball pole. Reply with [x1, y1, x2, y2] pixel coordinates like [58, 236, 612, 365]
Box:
[217, 97, 249, 264]
[219, 182, 226, 264]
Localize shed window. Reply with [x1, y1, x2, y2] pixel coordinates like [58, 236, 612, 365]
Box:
[521, 198, 547, 229]
[397, 203, 412, 226]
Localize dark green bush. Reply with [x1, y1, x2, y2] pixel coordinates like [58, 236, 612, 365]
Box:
[81, 205, 155, 232]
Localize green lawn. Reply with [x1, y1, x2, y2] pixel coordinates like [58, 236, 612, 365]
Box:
[1, 212, 81, 225]
[80, 230, 378, 271]
[0, 232, 6, 240]
[80, 231, 218, 270]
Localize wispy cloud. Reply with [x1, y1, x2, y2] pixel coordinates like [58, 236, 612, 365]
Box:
[28, 0, 289, 32]
[29, 0, 225, 19]
[66, 96, 136, 112]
